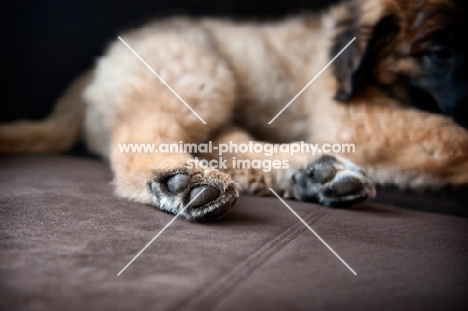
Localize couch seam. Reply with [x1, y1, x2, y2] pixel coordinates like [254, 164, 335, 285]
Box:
[168, 207, 330, 311]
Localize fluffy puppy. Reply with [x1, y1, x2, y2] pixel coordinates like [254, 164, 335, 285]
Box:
[1, 0, 467, 221]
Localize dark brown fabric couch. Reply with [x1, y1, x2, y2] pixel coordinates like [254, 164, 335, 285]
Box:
[1, 155, 467, 311]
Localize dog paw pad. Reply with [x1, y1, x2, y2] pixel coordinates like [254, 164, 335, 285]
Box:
[167, 173, 190, 193]
[190, 186, 220, 209]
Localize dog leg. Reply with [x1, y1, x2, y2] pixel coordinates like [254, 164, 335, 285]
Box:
[87, 28, 243, 221]
[108, 110, 242, 222]
[313, 98, 468, 190]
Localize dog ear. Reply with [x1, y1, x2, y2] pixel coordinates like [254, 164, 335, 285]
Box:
[331, 0, 396, 101]
[331, 2, 375, 101]
[331, 28, 369, 101]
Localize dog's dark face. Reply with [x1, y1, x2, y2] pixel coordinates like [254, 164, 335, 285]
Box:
[332, 0, 468, 129]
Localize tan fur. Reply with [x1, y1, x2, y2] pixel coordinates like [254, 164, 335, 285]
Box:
[1, 0, 467, 218]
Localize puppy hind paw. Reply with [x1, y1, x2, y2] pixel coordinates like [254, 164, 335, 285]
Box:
[150, 168, 241, 221]
[290, 155, 376, 207]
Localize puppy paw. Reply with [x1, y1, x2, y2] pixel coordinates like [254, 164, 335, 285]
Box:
[150, 168, 241, 221]
[290, 155, 376, 207]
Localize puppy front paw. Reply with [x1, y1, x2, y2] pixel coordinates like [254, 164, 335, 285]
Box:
[290, 155, 376, 207]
